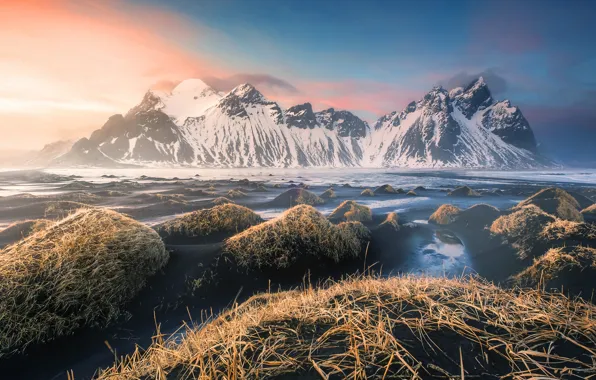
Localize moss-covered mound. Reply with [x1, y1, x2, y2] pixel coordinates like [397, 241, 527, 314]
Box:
[0, 219, 52, 247]
[268, 188, 325, 207]
[97, 276, 596, 379]
[514, 187, 583, 221]
[373, 184, 400, 194]
[155, 204, 263, 241]
[447, 186, 481, 197]
[513, 246, 596, 290]
[490, 205, 556, 258]
[0, 208, 168, 357]
[319, 188, 336, 200]
[224, 205, 366, 269]
[428, 204, 461, 225]
[328, 200, 373, 223]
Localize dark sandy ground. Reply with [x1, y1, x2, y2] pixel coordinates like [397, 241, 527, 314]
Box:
[0, 170, 594, 379]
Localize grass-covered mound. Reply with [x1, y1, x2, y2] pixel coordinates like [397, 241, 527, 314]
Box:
[224, 205, 366, 269]
[447, 185, 480, 197]
[582, 203, 596, 223]
[406, 190, 417, 196]
[373, 184, 401, 194]
[490, 205, 556, 259]
[226, 189, 247, 199]
[541, 219, 596, 243]
[0, 219, 51, 247]
[319, 188, 336, 200]
[97, 275, 596, 379]
[513, 246, 596, 290]
[268, 188, 325, 207]
[360, 188, 374, 197]
[0, 208, 168, 357]
[452, 204, 501, 228]
[428, 204, 461, 225]
[155, 204, 263, 241]
[514, 187, 583, 221]
[327, 200, 372, 223]
[43, 201, 94, 217]
[211, 196, 234, 205]
[376, 212, 400, 233]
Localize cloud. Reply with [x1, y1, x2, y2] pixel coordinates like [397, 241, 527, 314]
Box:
[0, 0, 234, 149]
[204, 74, 299, 94]
[440, 69, 508, 94]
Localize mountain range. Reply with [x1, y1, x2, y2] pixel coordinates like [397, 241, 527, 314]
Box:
[46, 77, 553, 169]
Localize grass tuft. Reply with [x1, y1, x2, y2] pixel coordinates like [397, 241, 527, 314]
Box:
[0, 208, 168, 357]
[155, 204, 263, 240]
[96, 275, 596, 379]
[428, 204, 461, 225]
[224, 205, 366, 269]
[515, 187, 583, 221]
[328, 200, 372, 223]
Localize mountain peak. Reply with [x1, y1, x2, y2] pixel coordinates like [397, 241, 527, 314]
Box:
[456, 77, 493, 118]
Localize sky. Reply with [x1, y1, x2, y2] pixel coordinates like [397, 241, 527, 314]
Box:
[1, 0, 595, 164]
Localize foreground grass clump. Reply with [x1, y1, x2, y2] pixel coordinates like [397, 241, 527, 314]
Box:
[97, 275, 596, 379]
[490, 205, 556, 258]
[513, 246, 596, 289]
[428, 204, 461, 225]
[515, 187, 583, 221]
[328, 200, 372, 223]
[541, 219, 596, 242]
[224, 205, 365, 269]
[269, 188, 325, 207]
[0, 208, 168, 357]
[155, 204, 263, 240]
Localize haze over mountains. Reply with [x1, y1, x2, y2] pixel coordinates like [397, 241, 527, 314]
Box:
[41, 77, 553, 169]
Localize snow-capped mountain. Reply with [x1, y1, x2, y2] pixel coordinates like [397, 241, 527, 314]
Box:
[55, 79, 368, 167]
[53, 77, 553, 169]
[366, 77, 550, 168]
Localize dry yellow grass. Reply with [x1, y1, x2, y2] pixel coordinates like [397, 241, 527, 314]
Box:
[226, 190, 247, 199]
[155, 204, 263, 239]
[0, 219, 52, 245]
[0, 208, 168, 357]
[319, 188, 336, 200]
[515, 187, 583, 221]
[428, 204, 461, 225]
[583, 203, 596, 213]
[373, 184, 399, 194]
[360, 188, 374, 197]
[328, 200, 372, 223]
[377, 212, 400, 232]
[513, 246, 596, 288]
[490, 205, 556, 258]
[541, 219, 596, 242]
[97, 275, 596, 379]
[224, 205, 365, 269]
[211, 196, 235, 205]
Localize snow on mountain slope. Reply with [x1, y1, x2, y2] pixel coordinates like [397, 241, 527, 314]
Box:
[53, 76, 553, 168]
[364, 77, 552, 168]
